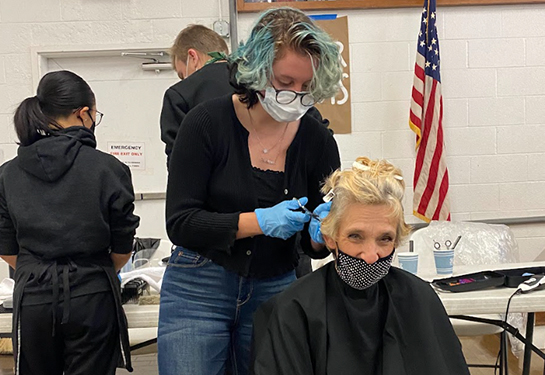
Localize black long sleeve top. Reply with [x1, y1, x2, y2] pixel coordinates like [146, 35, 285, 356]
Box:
[0, 127, 140, 302]
[160, 62, 233, 167]
[166, 95, 340, 278]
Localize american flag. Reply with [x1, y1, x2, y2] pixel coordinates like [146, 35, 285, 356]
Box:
[409, 0, 450, 222]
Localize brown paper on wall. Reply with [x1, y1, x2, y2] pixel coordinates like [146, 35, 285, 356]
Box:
[314, 16, 351, 134]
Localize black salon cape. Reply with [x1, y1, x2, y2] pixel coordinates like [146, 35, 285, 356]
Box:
[251, 263, 470, 375]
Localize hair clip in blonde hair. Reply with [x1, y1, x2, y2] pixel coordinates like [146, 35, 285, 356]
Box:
[352, 161, 370, 172]
[323, 189, 335, 203]
[353, 161, 403, 181]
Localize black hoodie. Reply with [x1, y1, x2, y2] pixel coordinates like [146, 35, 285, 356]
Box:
[0, 126, 139, 372]
[0, 126, 141, 302]
[0, 126, 139, 260]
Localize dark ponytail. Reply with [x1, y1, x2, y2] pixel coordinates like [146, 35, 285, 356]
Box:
[13, 70, 95, 146]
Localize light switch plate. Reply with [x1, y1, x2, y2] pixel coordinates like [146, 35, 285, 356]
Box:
[213, 20, 230, 38]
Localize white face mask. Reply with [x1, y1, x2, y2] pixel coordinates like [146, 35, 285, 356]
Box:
[185, 54, 190, 80]
[258, 86, 311, 123]
[183, 54, 201, 80]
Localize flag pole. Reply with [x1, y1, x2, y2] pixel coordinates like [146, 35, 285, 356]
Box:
[426, 0, 430, 45]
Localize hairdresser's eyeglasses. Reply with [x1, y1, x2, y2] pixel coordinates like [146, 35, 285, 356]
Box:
[92, 110, 104, 126]
[270, 83, 316, 107]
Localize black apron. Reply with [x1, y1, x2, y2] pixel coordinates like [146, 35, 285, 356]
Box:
[11, 250, 132, 374]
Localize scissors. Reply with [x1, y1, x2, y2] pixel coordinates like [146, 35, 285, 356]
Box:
[295, 198, 322, 222]
[434, 240, 453, 250]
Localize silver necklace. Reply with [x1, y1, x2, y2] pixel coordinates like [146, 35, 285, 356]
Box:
[248, 110, 289, 165]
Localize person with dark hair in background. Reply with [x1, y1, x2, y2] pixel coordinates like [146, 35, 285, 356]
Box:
[158, 7, 343, 375]
[160, 24, 231, 167]
[0, 70, 140, 375]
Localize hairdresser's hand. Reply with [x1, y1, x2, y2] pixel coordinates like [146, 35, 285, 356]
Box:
[309, 201, 332, 244]
[255, 197, 311, 240]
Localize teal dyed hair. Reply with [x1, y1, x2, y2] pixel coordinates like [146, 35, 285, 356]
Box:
[230, 7, 342, 103]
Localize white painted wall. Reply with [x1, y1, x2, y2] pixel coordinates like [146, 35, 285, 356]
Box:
[1, 1, 545, 261]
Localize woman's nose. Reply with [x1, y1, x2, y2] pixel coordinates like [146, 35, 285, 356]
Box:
[359, 246, 380, 264]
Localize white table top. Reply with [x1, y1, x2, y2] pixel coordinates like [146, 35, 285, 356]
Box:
[0, 262, 543, 333]
[124, 304, 160, 329]
[0, 302, 160, 334]
[418, 261, 545, 315]
[109, 261, 545, 329]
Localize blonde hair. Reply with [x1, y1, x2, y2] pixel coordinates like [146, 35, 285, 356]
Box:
[320, 157, 411, 248]
[170, 24, 229, 66]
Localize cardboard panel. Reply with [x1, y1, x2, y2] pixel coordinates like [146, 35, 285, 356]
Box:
[315, 16, 352, 134]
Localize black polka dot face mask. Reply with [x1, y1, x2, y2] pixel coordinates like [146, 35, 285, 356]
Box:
[335, 248, 394, 290]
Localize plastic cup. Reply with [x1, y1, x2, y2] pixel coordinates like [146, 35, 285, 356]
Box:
[397, 252, 419, 275]
[132, 258, 149, 269]
[120, 252, 134, 273]
[433, 249, 454, 275]
[132, 250, 151, 269]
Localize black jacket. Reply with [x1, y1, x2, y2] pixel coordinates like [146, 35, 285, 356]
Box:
[166, 95, 340, 278]
[0, 127, 139, 259]
[160, 62, 233, 166]
[0, 126, 140, 372]
[252, 264, 470, 375]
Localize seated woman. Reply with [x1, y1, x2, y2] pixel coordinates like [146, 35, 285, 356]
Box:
[251, 157, 470, 375]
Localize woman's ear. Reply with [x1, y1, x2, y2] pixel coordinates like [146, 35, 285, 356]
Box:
[323, 234, 336, 254]
[76, 106, 90, 126]
[77, 107, 90, 118]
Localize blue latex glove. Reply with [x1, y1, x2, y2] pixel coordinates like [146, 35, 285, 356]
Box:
[255, 197, 311, 240]
[309, 201, 332, 244]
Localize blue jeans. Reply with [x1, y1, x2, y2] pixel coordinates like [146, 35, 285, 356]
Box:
[158, 247, 296, 375]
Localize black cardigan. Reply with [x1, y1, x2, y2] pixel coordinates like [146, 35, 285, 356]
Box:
[166, 95, 340, 278]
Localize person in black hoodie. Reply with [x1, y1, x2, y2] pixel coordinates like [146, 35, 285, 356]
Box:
[0, 70, 140, 375]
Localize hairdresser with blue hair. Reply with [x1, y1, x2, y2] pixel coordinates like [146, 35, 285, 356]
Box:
[159, 7, 342, 375]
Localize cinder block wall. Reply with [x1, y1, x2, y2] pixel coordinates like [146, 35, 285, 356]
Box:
[1, 1, 545, 261]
